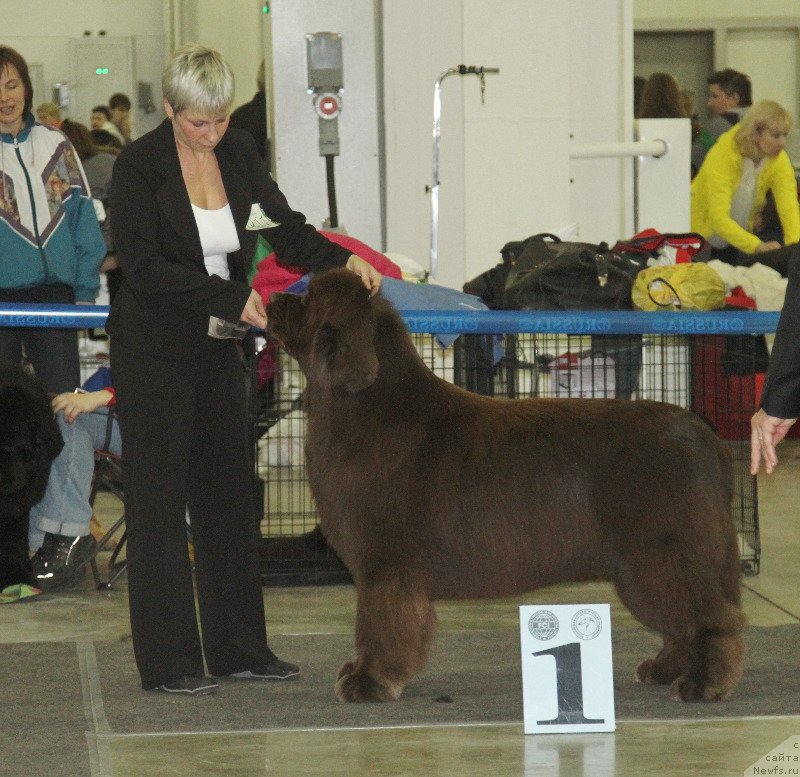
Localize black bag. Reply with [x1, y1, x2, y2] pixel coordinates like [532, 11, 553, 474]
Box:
[462, 263, 511, 310]
[502, 234, 645, 311]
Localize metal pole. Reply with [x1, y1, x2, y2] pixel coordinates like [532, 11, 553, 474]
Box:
[430, 64, 499, 279]
[569, 140, 668, 159]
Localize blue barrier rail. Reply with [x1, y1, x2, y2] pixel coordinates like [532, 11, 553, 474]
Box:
[0, 303, 780, 336]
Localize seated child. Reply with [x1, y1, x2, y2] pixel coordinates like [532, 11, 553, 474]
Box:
[28, 385, 119, 590]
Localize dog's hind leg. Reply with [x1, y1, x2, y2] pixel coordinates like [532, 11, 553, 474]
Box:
[667, 535, 746, 702]
[614, 547, 745, 702]
[667, 617, 745, 702]
[336, 573, 437, 702]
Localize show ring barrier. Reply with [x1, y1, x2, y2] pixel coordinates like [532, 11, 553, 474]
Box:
[0, 303, 781, 335]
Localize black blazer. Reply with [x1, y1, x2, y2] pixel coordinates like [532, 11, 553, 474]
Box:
[107, 118, 350, 358]
[761, 256, 800, 418]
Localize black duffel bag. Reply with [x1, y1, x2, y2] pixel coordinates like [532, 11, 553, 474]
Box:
[502, 233, 645, 310]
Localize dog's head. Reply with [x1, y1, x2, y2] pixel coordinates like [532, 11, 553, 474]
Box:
[266, 268, 379, 396]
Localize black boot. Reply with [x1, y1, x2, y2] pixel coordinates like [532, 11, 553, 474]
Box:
[31, 532, 97, 591]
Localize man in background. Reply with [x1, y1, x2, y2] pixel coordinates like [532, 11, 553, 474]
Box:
[108, 92, 132, 144]
[229, 60, 269, 162]
[90, 105, 124, 148]
[691, 68, 752, 174]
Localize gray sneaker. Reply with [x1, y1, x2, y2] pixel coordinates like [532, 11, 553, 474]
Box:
[155, 676, 220, 695]
[228, 659, 300, 681]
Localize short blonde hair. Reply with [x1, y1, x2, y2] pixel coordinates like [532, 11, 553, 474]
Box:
[162, 43, 234, 115]
[735, 100, 793, 159]
[36, 101, 61, 121]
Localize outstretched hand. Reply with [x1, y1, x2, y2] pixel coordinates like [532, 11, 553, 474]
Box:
[750, 408, 797, 475]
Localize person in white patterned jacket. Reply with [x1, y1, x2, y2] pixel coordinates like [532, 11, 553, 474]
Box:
[0, 45, 106, 393]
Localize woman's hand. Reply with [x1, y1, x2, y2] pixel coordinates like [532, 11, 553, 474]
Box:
[52, 390, 113, 423]
[239, 288, 267, 330]
[345, 255, 382, 295]
[750, 408, 797, 475]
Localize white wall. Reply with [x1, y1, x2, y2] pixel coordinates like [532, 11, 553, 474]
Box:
[268, 0, 382, 249]
[634, 0, 792, 21]
[383, 0, 632, 290]
[180, 0, 267, 114]
[2, 0, 166, 138]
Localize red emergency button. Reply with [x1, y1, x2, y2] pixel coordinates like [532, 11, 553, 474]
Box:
[314, 92, 341, 119]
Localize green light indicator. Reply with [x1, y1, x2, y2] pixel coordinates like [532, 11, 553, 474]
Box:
[95, 67, 109, 75]
[262, 3, 270, 12]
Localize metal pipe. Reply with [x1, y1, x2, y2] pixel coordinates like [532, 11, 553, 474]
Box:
[430, 64, 499, 279]
[0, 303, 111, 329]
[570, 139, 668, 159]
[0, 304, 780, 336]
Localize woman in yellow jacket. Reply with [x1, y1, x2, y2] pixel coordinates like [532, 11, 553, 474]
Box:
[691, 100, 799, 270]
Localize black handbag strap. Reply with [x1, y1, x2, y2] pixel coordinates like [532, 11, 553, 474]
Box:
[647, 276, 682, 309]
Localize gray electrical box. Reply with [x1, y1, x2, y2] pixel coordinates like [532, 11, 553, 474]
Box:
[305, 32, 343, 92]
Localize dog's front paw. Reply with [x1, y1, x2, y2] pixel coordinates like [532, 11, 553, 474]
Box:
[635, 658, 672, 685]
[337, 661, 357, 681]
[335, 666, 399, 703]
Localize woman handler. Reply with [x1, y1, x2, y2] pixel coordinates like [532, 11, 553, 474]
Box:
[108, 43, 380, 694]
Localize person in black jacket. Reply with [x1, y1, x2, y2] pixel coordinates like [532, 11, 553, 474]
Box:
[751, 257, 800, 476]
[229, 59, 269, 162]
[107, 43, 380, 696]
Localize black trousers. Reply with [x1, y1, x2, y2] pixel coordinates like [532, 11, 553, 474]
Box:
[0, 284, 80, 393]
[110, 340, 272, 689]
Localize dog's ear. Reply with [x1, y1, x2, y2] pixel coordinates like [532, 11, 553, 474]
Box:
[312, 322, 379, 395]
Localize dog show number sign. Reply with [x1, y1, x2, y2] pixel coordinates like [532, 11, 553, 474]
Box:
[519, 604, 615, 734]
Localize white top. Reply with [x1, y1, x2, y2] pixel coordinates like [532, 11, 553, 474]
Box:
[709, 157, 762, 250]
[191, 202, 240, 279]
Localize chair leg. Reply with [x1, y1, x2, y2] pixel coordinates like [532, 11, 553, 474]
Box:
[89, 452, 127, 590]
[91, 517, 127, 590]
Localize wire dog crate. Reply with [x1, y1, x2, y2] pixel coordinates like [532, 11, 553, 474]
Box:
[254, 322, 764, 584]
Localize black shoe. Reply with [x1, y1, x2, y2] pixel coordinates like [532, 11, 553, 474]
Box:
[154, 675, 219, 695]
[31, 532, 97, 590]
[228, 659, 300, 681]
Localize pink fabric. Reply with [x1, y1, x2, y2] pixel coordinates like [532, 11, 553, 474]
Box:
[251, 230, 402, 302]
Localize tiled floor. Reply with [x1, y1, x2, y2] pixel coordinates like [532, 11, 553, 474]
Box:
[3, 443, 799, 777]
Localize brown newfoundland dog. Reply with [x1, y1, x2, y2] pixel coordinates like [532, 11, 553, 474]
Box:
[266, 268, 745, 704]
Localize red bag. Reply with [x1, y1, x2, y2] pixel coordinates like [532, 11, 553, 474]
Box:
[613, 228, 711, 264]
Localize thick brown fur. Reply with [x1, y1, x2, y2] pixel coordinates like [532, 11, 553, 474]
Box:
[266, 269, 745, 704]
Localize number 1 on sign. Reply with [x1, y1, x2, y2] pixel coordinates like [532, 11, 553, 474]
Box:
[532, 641, 605, 725]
